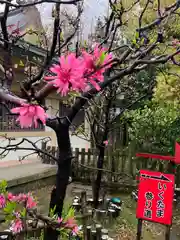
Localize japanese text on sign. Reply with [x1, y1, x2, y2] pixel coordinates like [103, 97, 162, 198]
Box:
[156, 182, 166, 218]
[136, 170, 175, 225]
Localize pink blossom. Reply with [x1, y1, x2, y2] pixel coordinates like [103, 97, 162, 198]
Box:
[16, 193, 27, 203]
[72, 225, 79, 235]
[103, 140, 108, 146]
[45, 53, 86, 96]
[65, 217, 76, 228]
[16, 193, 36, 208]
[82, 44, 112, 90]
[11, 219, 23, 233]
[11, 104, 47, 128]
[26, 194, 37, 209]
[0, 194, 6, 208]
[57, 217, 63, 224]
[7, 193, 17, 202]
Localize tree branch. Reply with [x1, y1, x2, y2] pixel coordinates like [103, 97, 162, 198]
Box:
[0, 0, 81, 8]
[25, 3, 61, 89]
[0, 136, 58, 162]
[68, 45, 179, 123]
[136, 2, 177, 32]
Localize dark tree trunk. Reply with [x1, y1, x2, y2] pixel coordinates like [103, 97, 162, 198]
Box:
[43, 75, 113, 238]
[44, 117, 72, 240]
[0, 2, 14, 90]
[93, 90, 112, 209]
[93, 145, 106, 209]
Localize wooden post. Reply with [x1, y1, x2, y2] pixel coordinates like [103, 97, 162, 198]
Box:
[96, 224, 102, 240]
[101, 229, 108, 236]
[108, 209, 115, 225]
[41, 141, 47, 163]
[86, 226, 91, 240]
[81, 191, 87, 240]
[46, 146, 51, 164]
[51, 146, 56, 164]
[101, 236, 108, 240]
[87, 149, 91, 182]
[75, 148, 80, 179]
[91, 229, 97, 240]
[165, 226, 171, 240]
[136, 219, 143, 240]
[81, 148, 85, 179]
[87, 209, 93, 222]
[101, 228, 108, 240]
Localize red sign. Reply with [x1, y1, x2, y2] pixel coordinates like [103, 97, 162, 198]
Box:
[136, 170, 175, 225]
[175, 142, 180, 164]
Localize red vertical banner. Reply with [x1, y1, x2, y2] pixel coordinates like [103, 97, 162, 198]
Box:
[175, 142, 180, 164]
[136, 170, 175, 225]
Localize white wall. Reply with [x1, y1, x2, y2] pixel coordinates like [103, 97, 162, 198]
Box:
[0, 134, 90, 162]
[0, 136, 50, 162]
[70, 135, 90, 150]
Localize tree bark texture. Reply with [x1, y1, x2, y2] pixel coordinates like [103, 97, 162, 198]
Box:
[93, 145, 106, 209]
[44, 117, 72, 240]
[93, 89, 112, 209]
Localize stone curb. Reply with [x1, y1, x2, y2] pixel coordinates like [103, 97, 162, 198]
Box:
[6, 167, 57, 190]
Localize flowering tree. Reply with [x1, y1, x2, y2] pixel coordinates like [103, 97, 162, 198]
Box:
[0, 180, 79, 238]
[0, 0, 179, 239]
[73, 74, 153, 209]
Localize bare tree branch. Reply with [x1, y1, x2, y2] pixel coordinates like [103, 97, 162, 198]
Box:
[0, 136, 58, 162]
[0, 0, 81, 8]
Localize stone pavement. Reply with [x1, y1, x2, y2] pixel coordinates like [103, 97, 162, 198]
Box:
[0, 159, 37, 168]
[0, 159, 57, 182]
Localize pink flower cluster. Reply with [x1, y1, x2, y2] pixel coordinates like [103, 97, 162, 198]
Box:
[1, 189, 79, 236]
[10, 45, 111, 129]
[11, 103, 48, 128]
[11, 219, 23, 233]
[45, 44, 112, 96]
[82, 46, 112, 91]
[9, 211, 79, 235]
[7, 192, 37, 209]
[0, 191, 37, 234]
[58, 216, 79, 236]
